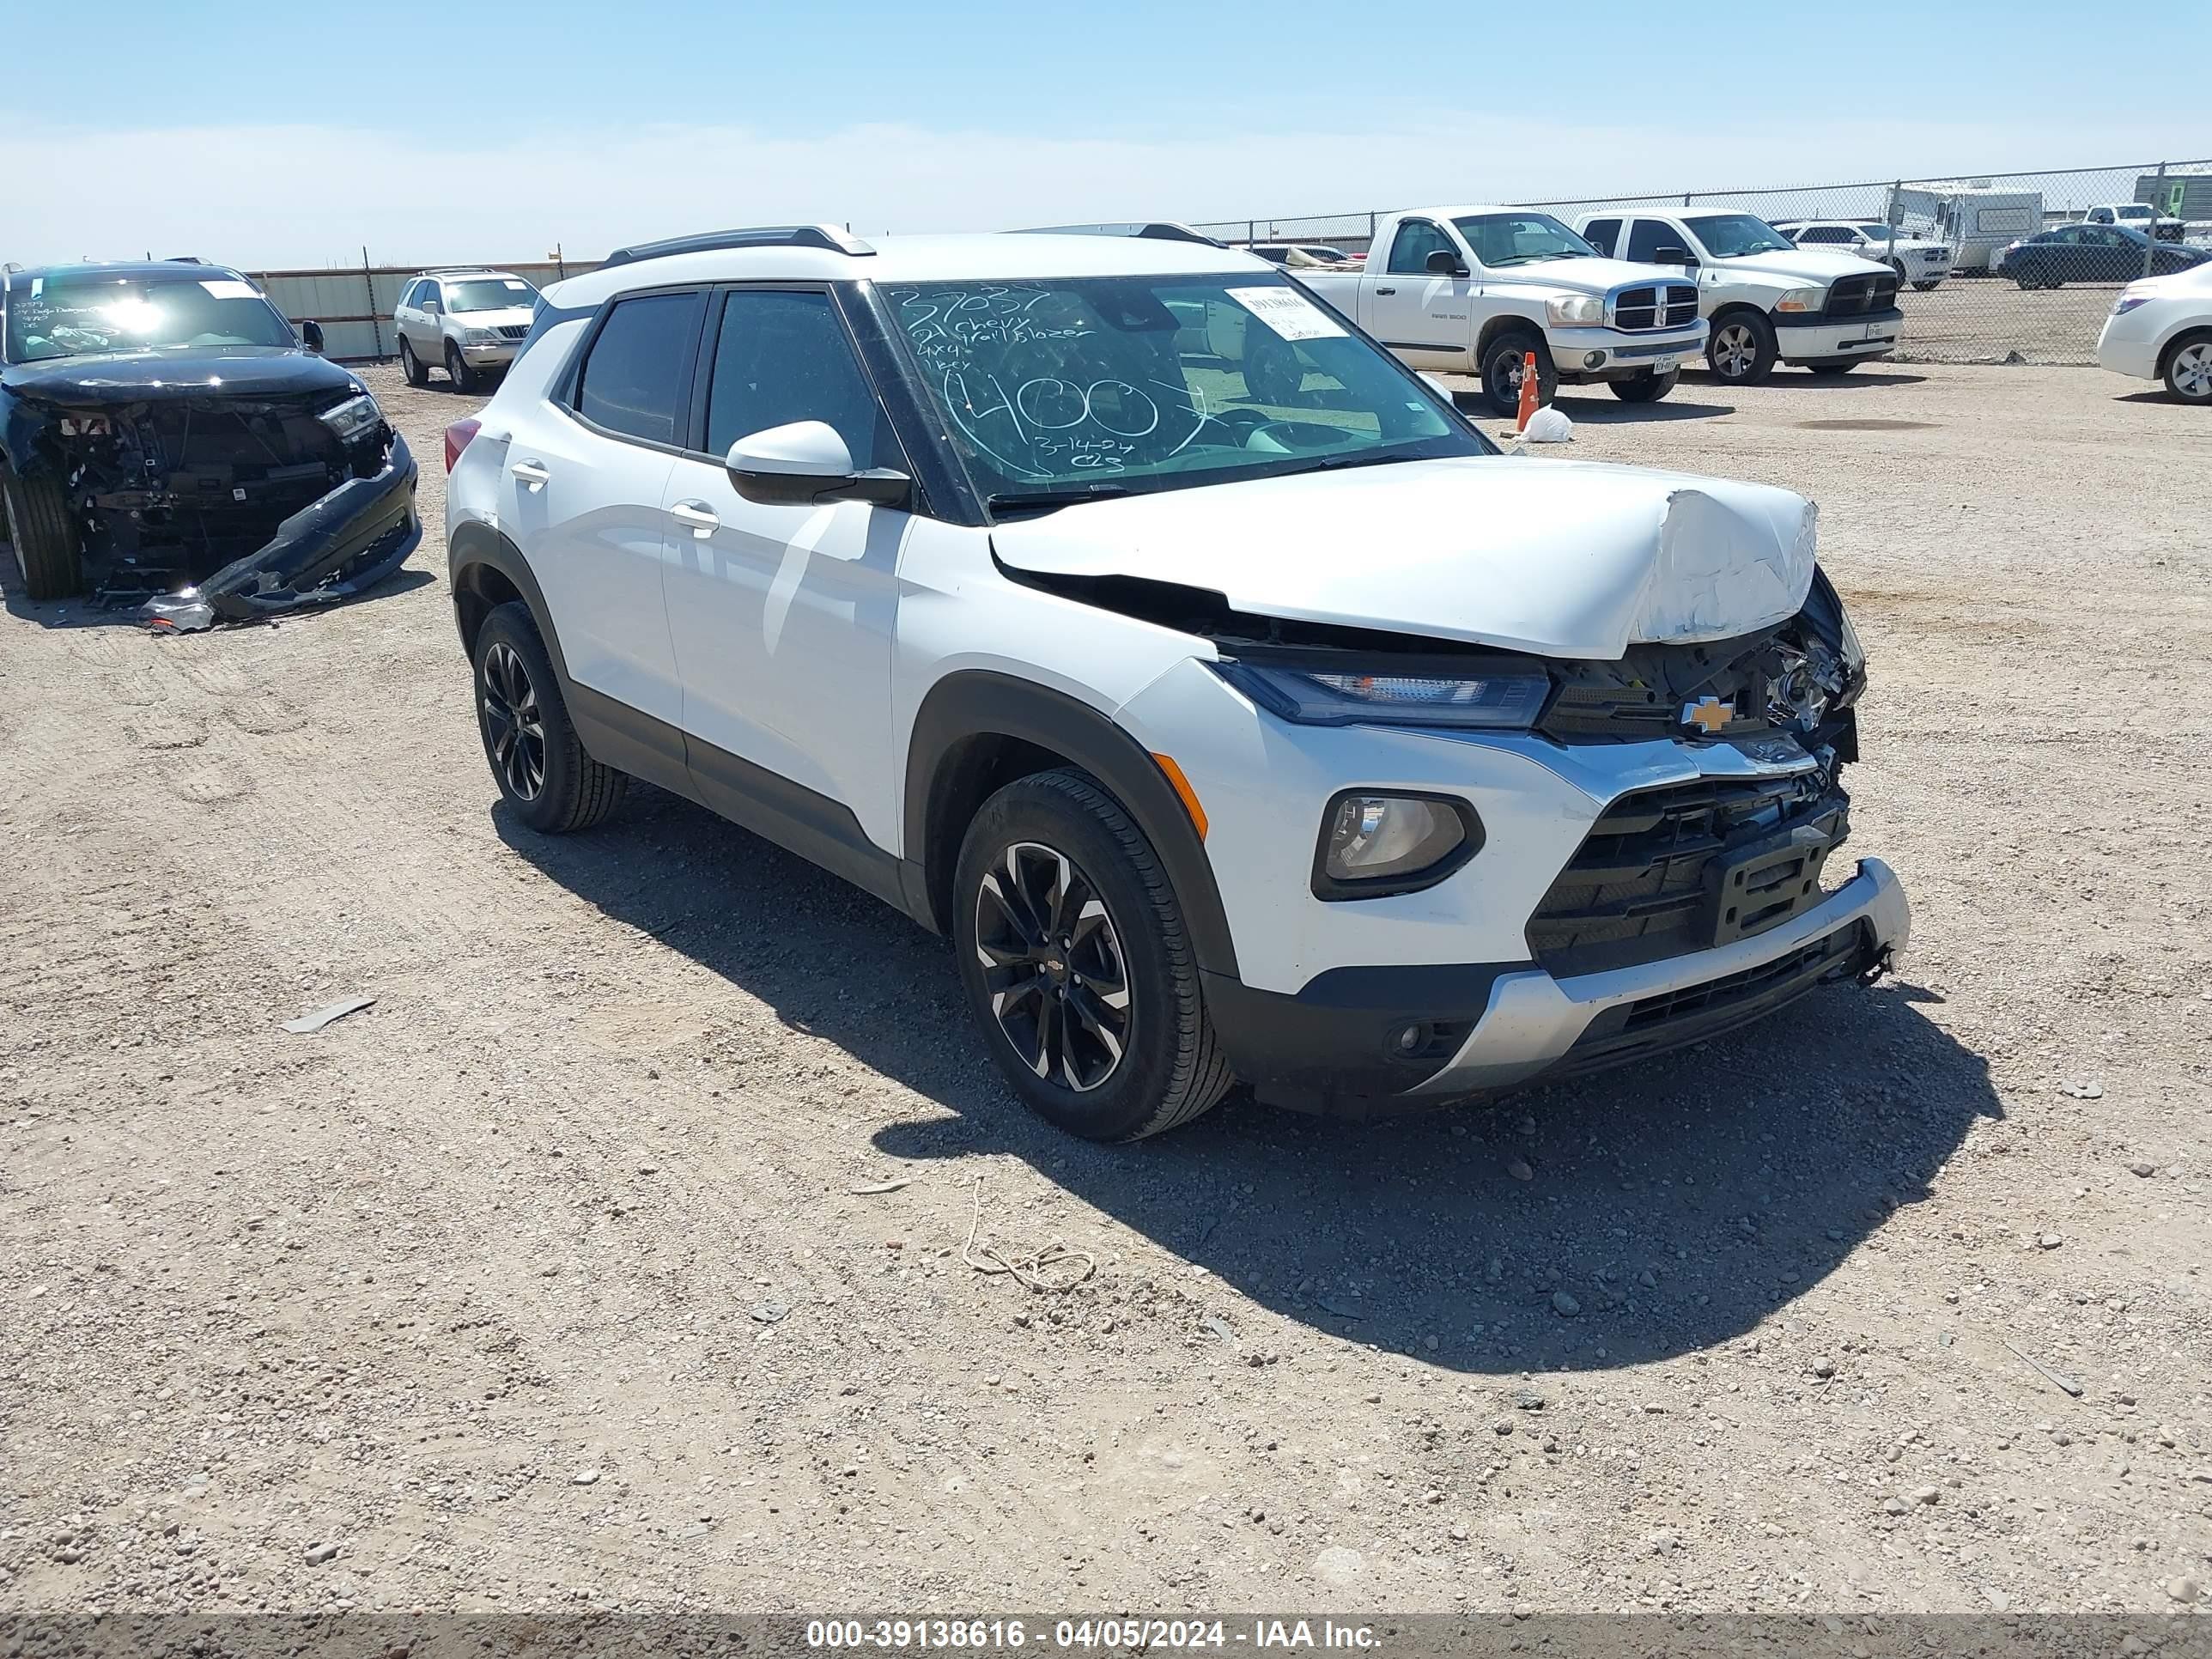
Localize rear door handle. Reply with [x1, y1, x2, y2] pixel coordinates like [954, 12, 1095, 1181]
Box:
[1374, 286, 1397, 295]
[509, 459, 551, 489]
[669, 501, 720, 538]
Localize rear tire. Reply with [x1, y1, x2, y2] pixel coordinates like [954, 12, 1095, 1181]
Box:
[1607, 368, 1680, 403]
[1480, 328, 1555, 417]
[471, 602, 626, 834]
[954, 769, 1233, 1141]
[2, 463, 83, 600]
[445, 342, 480, 394]
[2162, 333, 2212, 404]
[399, 337, 428, 387]
[1705, 311, 1778, 385]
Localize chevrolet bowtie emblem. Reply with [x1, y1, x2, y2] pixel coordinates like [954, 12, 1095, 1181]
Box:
[1682, 696, 1734, 734]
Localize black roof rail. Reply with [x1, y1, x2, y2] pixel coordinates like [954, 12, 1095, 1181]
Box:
[164, 256, 210, 264]
[602, 224, 876, 268]
[1012, 222, 1229, 248]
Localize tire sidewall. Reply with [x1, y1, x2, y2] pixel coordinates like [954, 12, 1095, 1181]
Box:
[472, 605, 582, 832]
[2166, 335, 2212, 404]
[1481, 332, 1551, 416]
[1706, 312, 1776, 383]
[446, 343, 476, 392]
[953, 779, 1194, 1141]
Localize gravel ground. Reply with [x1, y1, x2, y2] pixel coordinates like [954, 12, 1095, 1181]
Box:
[0, 356, 2207, 1619]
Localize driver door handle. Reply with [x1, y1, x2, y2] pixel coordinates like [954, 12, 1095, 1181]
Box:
[669, 501, 720, 538]
[509, 459, 551, 488]
[1374, 286, 1397, 295]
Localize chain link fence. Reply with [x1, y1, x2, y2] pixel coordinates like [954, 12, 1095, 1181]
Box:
[1194, 160, 2212, 366]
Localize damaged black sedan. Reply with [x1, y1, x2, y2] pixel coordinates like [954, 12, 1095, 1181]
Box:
[0, 261, 417, 629]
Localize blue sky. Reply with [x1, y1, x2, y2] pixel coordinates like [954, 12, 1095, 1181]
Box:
[3, 0, 2208, 266]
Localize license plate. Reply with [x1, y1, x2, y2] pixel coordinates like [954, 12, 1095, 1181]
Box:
[1652, 355, 1679, 372]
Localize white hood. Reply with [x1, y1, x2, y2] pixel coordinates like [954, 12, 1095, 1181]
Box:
[991, 457, 1818, 659]
[1484, 256, 1698, 295]
[1719, 247, 1897, 288]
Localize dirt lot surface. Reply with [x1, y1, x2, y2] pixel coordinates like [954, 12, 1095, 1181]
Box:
[2, 358, 2208, 1619]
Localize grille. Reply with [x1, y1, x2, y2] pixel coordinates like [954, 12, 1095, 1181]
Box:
[1824, 273, 1900, 317]
[1612, 283, 1700, 331]
[495, 324, 530, 340]
[1525, 772, 1848, 978]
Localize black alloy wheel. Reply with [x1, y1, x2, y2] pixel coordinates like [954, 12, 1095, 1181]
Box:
[479, 641, 546, 803]
[975, 841, 1133, 1093]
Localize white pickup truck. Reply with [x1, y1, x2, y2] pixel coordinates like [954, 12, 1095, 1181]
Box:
[1288, 205, 1708, 415]
[1571, 209, 1904, 383]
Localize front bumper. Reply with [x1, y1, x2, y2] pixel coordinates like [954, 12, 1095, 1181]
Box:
[1775, 309, 1902, 361]
[1548, 322, 1707, 377]
[457, 338, 520, 365]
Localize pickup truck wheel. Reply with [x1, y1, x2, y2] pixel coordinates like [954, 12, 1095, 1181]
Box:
[399, 337, 428, 387]
[1887, 258, 1908, 282]
[1706, 313, 1778, 384]
[472, 602, 627, 833]
[1243, 328, 1306, 406]
[1911, 279, 1942, 291]
[955, 769, 1234, 1142]
[445, 342, 480, 394]
[1480, 330, 1555, 417]
[2, 464, 84, 601]
[1607, 368, 1679, 403]
[2163, 335, 2212, 404]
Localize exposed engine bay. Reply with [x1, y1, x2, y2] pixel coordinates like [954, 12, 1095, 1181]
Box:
[22, 386, 417, 630]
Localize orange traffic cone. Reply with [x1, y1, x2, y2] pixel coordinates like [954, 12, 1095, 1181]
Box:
[1514, 350, 1541, 434]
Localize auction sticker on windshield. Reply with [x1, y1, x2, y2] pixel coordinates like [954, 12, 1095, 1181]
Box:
[199, 280, 259, 300]
[1226, 287, 1347, 342]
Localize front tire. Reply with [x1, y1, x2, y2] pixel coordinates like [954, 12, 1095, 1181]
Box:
[472, 602, 626, 833]
[1911, 279, 1942, 292]
[1706, 311, 1778, 384]
[2163, 333, 2212, 404]
[445, 342, 480, 394]
[1480, 328, 1555, 417]
[1607, 368, 1680, 403]
[2, 464, 83, 600]
[399, 337, 428, 387]
[1805, 360, 1861, 376]
[954, 769, 1233, 1141]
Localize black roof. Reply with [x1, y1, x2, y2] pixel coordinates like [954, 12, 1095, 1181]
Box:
[3, 260, 251, 289]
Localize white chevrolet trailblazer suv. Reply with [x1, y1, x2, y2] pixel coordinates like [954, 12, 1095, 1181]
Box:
[443, 223, 1910, 1139]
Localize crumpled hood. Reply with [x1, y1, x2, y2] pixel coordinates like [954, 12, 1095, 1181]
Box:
[1717, 248, 1897, 289]
[990, 456, 1819, 659]
[2, 345, 359, 403]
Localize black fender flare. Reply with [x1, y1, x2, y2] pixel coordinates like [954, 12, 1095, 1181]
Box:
[447, 519, 569, 677]
[903, 671, 1240, 981]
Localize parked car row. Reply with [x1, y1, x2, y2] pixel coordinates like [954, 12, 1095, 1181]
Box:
[1994, 223, 2206, 289]
[1770, 221, 1952, 290]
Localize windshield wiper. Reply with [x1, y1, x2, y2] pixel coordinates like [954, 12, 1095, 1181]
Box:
[987, 483, 1138, 517]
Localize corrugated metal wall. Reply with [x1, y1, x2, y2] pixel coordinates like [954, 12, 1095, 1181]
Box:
[245, 259, 590, 363]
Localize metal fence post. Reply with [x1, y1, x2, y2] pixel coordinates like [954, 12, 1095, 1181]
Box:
[1247, 220, 1256, 246]
[1885, 180, 1900, 264]
[362, 246, 383, 362]
[2143, 162, 2167, 281]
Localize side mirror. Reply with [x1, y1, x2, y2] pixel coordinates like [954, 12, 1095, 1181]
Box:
[1425, 248, 1469, 277]
[422, 296, 442, 315]
[301, 319, 325, 354]
[726, 420, 909, 508]
[1654, 245, 1697, 268]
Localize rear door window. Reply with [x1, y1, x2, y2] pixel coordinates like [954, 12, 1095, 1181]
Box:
[574, 290, 705, 447]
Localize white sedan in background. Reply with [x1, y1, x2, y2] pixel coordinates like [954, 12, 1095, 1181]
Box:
[1773, 221, 1952, 289]
[2096, 261, 2212, 404]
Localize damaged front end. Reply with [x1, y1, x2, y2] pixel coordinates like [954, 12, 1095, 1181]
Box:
[15, 381, 418, 631]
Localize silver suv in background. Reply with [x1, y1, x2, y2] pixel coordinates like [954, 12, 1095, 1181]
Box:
[393, 268, 538, 392]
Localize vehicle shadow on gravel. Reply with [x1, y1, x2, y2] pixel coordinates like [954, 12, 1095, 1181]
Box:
[0, 558, 434, 631]
[503, 787, 1999, 1376]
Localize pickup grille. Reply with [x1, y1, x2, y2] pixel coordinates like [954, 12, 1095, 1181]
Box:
[1611, 284, 1699, 331]
[1823, 273, 1899, 317]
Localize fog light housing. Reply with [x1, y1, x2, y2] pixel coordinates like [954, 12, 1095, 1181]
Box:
[1583, 349, 1607, 369]
[1312, 792, 1482, 900]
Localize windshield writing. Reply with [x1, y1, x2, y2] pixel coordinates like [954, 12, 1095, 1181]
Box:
[886, 276, 1480, 503]
[5, 276, 296, 363]
[1683, 214, 1795, 258]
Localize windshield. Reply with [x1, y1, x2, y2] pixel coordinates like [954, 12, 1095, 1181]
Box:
[1683, 214, 1795, 258]
[4, 274, 297, 364]
[2112, 204, 2151, 220]
[885, 275, 1483, 508]
[1451, 212, 1597, 267]
[446, 277, 537, 313]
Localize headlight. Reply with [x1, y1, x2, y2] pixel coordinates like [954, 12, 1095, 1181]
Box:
[2113, 290, 2154, 315]
[317, 392, 383, 441]
[1546, 294, 1606, 326]
[1314, 792, 1481, 900]
[464, 327, 497, 344]
[1213, 659, 1550, 729]
[1774, 286, 1823, 313]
